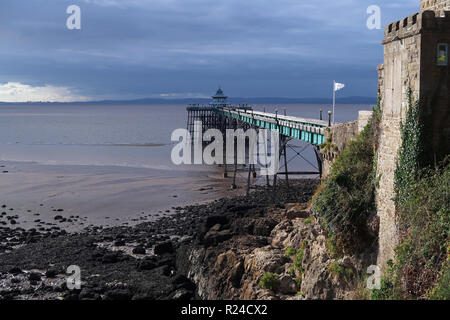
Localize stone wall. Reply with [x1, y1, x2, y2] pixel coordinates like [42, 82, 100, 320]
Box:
[421, 0, 450, 16]
[420, 11, 450, 161]
[321, 121, 358, 178]
[320, 110, 374, 178]
[376, 13, 423, 269]
[358, 111, 374, 134]
[376, 9, 450, 269]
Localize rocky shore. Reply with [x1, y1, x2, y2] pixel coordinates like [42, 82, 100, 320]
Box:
[0, 179, 375, 300]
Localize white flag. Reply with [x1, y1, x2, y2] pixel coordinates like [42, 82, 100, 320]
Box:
[334, 82, 345, 92]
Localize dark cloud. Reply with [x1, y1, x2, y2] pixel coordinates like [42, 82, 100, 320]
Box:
[0, 0, 418, 100]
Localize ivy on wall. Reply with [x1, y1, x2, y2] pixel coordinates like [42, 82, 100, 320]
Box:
[394, 87, 423, 208]
[374, 86, 449, 300]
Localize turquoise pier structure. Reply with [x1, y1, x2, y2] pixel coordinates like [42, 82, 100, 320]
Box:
[214, 107, 328, 146]
[186, 88, 332, 185]
[187, 88, 328, 146]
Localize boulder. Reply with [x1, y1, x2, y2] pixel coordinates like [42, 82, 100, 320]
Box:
[278, 274, 297, 294]
[132, 246, 146, 255]
[203, 229, 232, 246]
[154, 241, 173, 255]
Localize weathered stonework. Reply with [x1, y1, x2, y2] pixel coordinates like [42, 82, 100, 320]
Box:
[358, 111, 374, 134]
[421, 0, 450, 16]
[376, 4, 450, 269]
[321, 121, 358, 178]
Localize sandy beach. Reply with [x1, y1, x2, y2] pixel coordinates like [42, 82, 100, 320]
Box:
[0, 160, 247, 232]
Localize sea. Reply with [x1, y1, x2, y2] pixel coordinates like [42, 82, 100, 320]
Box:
[0, 103, 373, 229]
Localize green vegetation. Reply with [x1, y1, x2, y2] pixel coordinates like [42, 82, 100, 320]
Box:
[328, 260, 354, 281]
[285, 247, 296, 257]
[325, 233, 340, 259]
[294, 248, 305, 273]
[259, 272, 279, 292]
[295, 275, 302, 289]
[377, 162, 450, 299]
[320, 128, 338, 156]
[371, 260, 402, 300]
[313, 100, 380, 253]
[394, 87, 423, 208]
[289, 266, 296, 277]
[374, 89, 449, 300]
[303, 217, 314, 224]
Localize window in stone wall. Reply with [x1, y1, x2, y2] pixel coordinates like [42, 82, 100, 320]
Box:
[437, 43, 448, 66]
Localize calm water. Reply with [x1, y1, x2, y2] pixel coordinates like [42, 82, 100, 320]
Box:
[0, 103, 372, 172]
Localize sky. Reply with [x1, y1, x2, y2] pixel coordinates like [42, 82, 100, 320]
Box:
[0, 0, 419, 102]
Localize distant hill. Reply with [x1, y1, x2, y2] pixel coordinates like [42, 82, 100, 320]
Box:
[0, 96, 377, 105]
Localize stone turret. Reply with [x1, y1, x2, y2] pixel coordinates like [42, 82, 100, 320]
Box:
[376, 4, 450, 269]
[421, 0, 450, 16]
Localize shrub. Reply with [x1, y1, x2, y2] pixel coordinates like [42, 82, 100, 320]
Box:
[328, 260, 354, 281]
[372, 161, 450, 300]
[289, 266, 296, 277]
[312, 102, 380, 253]
[259, 273, 279, 292]
[326, 233, 340, 259]
[396, 162, 450, 298]
[294, 248, 304, 273]
[285, 247, 296, 257]
[303, 217, 314, 224]
[295, 275, 302, 289]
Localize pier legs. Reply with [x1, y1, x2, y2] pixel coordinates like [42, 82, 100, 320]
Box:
[282, 137, 289, 187]
[313, 146, 323, 179]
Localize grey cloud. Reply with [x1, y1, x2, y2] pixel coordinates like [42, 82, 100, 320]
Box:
[0, 0, 418, 100]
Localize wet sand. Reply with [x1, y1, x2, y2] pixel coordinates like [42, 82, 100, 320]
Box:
[0, 160, 247, 232]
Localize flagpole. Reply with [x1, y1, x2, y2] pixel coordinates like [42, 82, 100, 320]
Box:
[332, 80, 335, 125]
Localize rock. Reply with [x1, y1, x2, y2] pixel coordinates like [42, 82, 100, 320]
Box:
[137, 257, 158, 271]
[45, 269, 59, 278]
[209, 224, 222, 232]
[154, 241, 173, 255]
[171, 289, 193, 301]
[114, 240, 126, 246]
[246, 249, 289, 275]
[8, 267, 22, 275]
[101, 252, 120, 264]
[104, 289, 133, 300]
[28, 272, 42, 282]
[158, 265, 171, 276]
[79, 288, 96, 300]
[251, 218, 278, 236]
[285, 208, 310, 220]
[203, 229, 232, 246]
[229, 261, 245, 287]
[132, 246, 146, 255]
[176, 281, 196, 291]
[172, 274, 189, 285]
[205, 215, 228, 229]
[278, 274, 297, 294]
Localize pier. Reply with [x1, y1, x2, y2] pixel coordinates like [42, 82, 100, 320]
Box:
[186, 89, 337, 189]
